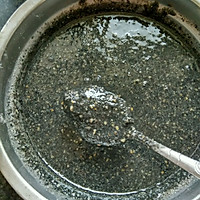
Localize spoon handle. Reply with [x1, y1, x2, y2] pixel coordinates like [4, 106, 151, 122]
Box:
[133, 130, 200, 179]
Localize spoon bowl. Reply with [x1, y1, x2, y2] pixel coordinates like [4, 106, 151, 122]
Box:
[64, 85, 134, 146]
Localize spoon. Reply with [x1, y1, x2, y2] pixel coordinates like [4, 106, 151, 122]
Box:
[64, 85, 200, 179]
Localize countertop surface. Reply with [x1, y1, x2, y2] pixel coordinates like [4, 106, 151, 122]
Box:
[0, 1, 25, 199]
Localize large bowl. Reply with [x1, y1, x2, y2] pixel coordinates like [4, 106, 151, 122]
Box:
[0, 0, 200, 199]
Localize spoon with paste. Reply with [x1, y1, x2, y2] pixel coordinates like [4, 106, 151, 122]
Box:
[63, 85, 200, 179]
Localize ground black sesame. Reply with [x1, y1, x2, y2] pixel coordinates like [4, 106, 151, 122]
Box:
[8, 14, 200, 195]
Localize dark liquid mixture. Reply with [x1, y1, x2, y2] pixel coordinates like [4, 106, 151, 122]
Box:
[9, 15, 200, 194]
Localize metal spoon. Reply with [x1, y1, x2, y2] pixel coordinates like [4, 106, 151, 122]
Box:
[63, 85, 200, 179]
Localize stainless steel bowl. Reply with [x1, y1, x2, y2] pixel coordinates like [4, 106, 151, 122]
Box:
[0, 0, 200, 199]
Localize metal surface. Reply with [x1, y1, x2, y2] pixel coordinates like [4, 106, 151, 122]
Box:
[0, 0, 45, 59]
[0, 1, 25, 198]
[0, 142, 48, 200]
[0, 0, 200, 199]
[133, 130, 200, 179]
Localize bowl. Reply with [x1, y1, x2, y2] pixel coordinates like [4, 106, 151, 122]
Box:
[0, 0, 200, 199]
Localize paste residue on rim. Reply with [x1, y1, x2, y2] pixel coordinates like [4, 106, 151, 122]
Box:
[6, 15, 200, 198]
